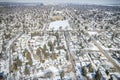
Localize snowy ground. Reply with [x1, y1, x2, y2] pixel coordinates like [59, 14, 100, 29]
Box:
[9, 31, 74, 79]
[47, 20, 72, 31]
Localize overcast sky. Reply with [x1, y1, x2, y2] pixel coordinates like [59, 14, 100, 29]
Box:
[0, 0, 120, 5]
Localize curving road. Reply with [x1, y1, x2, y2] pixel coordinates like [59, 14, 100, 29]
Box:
[5, 32, 23, 73]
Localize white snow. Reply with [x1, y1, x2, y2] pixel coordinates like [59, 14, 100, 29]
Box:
[47, 20, 72, 31]
[47, 66, 58, 73]
[88, 31, 98, 36]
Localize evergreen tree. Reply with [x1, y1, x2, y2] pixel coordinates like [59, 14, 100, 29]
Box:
[24, 65, 30, 75]
[105, 69, 109, 75]
[36, 48, 41, 56]
[60, 70, 64, 80]
[82, 66, 87, 76]
[16, 56, 22, 67]
[48, 41, 54, 51]
[109, 75, 113, 80]
[95, 69, 101, 80]
[13, 63, 18, 71]
[26, 52, 32, 66]
[88, 63, 94, 72]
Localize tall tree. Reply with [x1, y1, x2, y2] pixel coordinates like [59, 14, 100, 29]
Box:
[82, 66, 87, 76]
[60, 70, 64, 80]
[24, 65, 30, 75]
[95, 69, 101, 80]
[88, 63, 94, 72]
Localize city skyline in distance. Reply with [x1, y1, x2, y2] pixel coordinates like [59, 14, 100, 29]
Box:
[0, 0, 120, 5]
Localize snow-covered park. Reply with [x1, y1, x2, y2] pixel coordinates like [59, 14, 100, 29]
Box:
[47, 20, 72, 31]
